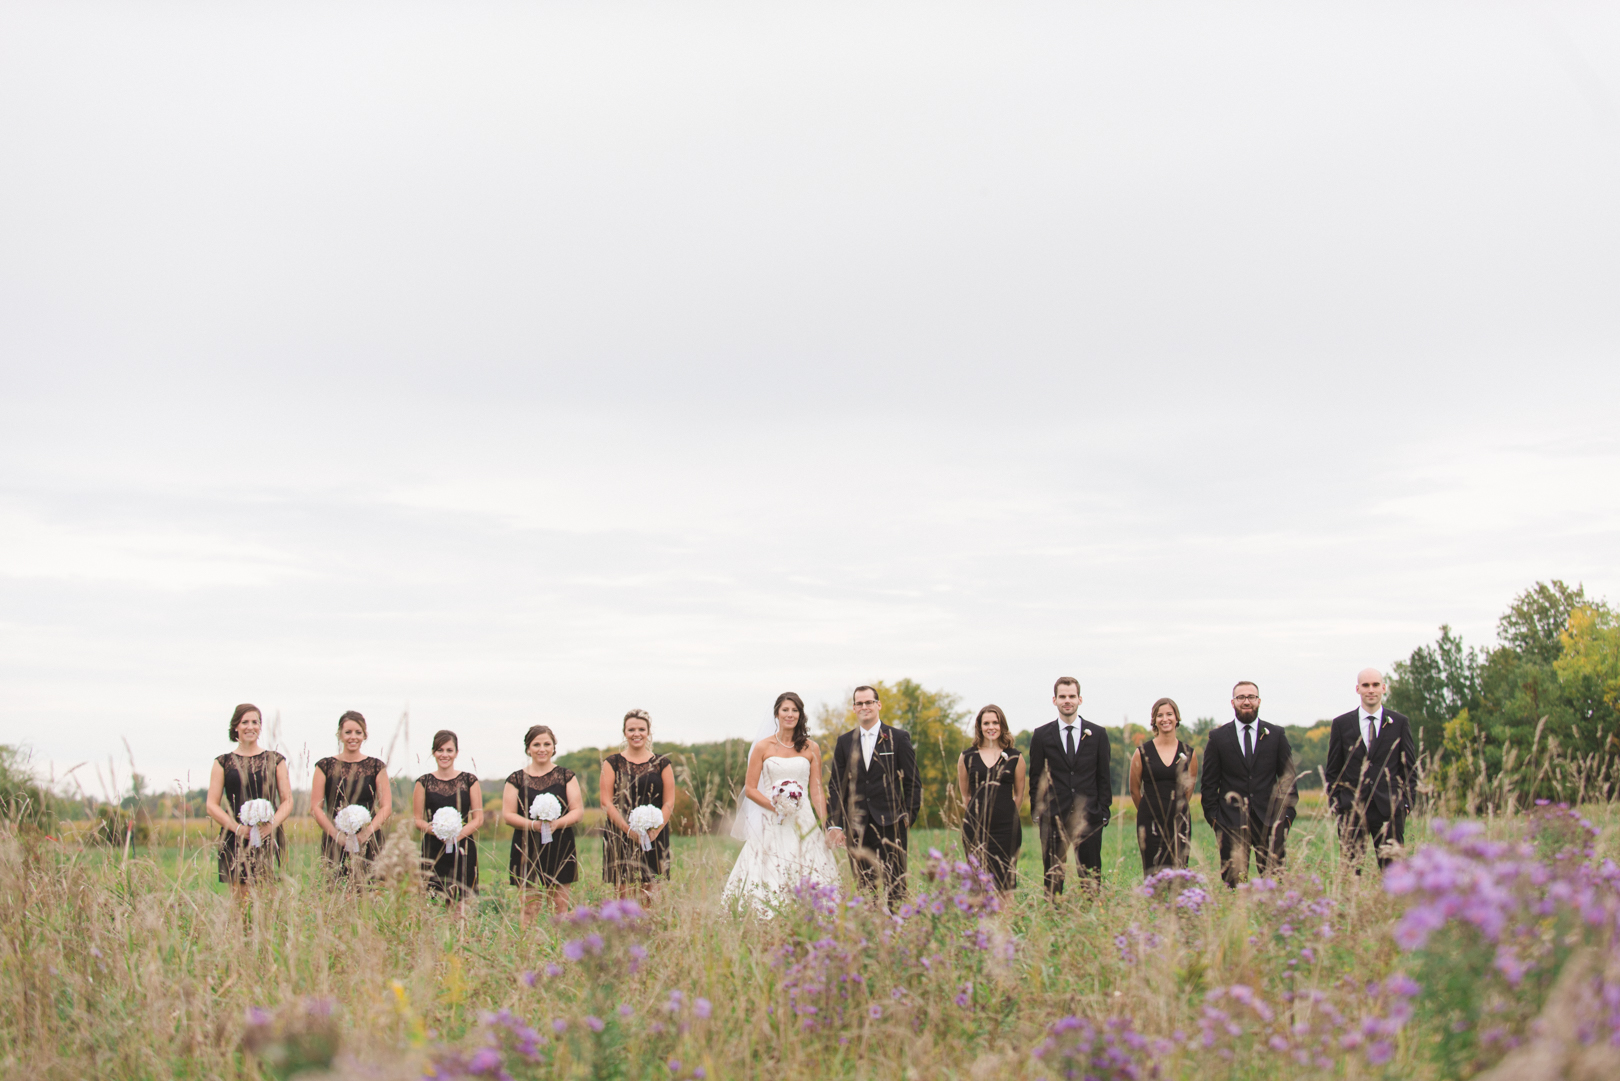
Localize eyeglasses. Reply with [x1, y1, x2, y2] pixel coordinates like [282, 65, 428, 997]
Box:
[1233, 695, 1260, 703]
[853, 700, 879, 708]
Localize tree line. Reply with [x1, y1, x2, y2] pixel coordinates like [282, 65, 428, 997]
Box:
[7, 578, 1610, 841]
[1388, 579, 1619, 809]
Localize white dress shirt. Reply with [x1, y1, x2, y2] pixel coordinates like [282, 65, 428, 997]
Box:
[860, 723, 880, 768]
[1062, 721, 1080, 757]
[1359, 706, 1384, 748]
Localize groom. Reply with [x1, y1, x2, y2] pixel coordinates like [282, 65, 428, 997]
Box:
[827, 685, 921, 910]
[1028, 676, 1111, 898]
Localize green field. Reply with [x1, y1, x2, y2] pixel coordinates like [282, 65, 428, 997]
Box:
[5, 798, 1616, 1080]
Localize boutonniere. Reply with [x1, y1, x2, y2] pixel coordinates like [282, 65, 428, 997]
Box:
[1174, 751, 1187, 764]
[1079, 728, 1091, 740]
[1257, 727, 1269, 742]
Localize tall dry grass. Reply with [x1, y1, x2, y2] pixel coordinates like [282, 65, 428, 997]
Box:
[3, 774, 1617, 1079]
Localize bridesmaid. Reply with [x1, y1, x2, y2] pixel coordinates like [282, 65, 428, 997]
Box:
[1129, 697, 1197, 874]
[310, 710, 392, 880]
[600, 709, 677, 904]
[205, 703, 292, 899]
[955, 704, 1026, 896]
[502, 725, 585, 926]
[412, 729, 483, 912]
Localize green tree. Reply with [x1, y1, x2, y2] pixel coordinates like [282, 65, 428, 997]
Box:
[0, 746, 59, 832]
[1398, 581, 1618, 807]
[815, 679, 970, 829]
[1388, 624, 1482, 756]
[1497, 580, 1607, 665]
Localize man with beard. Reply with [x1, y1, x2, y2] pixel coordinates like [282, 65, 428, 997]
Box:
[1199, 680, 1298, 888]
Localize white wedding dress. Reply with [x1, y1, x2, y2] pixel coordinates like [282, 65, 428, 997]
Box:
[722, 756, 841, 915]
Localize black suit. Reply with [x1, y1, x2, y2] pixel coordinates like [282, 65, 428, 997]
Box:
[827, 724, 921, 906]
[1027, 716, 1112, 894]
[1199, 718, 1298, 888]
[1324, 707, 1416, 870]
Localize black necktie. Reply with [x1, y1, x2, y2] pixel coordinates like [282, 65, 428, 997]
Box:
[1242, 724, 1253, 760]
[1065, 725, 1075, 759]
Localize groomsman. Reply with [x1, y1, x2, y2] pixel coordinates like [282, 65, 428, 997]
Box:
[827, 685, 921, 909]
[1027, 677, 1112, 897]
[1324, 668, 1416, 871]
[1200, 681, 1298, 889]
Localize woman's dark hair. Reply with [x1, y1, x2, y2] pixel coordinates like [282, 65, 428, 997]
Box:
[337, 710, 367, 738]
[228, 703, 262, 742]
[431, 729, 459, 753]
[523, 725, 555, 751]
[1149, 697, 1183, 730]
[973, 704, 1013, 751]
[772, 692, 809, 752]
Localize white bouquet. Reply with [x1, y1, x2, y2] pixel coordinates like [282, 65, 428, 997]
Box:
[431, 806, 464, 855]
[333, 804, 372, 855]
[530, 792, 563, 844]
[238, 798, 275, 848]
[626, 805, 663, 852]
[769, 779, 804, 824]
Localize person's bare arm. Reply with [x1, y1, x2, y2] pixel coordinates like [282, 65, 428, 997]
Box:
[1128, 749, 1144, 809]
[653, 763, 676, 840]
[807, 744, 829, 825]
[502, 781, 528, 830]
[743, 742, 774, 811]
[412, 782, 429, 832]
[271, 759, 294, 828]
[365, 768, 392, 839]
[1014, 755, 1028, 808]
[205, 759, 242, 837]
[560, 777, 586, 829]
[310, 768, 337, 839]
[601, 761, 631, 833]
[461, 782, 484, 839]
[955, 755, 970, 817]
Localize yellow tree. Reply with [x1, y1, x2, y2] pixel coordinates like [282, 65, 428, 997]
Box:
[814, 679, 970, 828]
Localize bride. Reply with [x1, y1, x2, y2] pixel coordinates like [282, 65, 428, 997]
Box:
[723, 691, 841, 914]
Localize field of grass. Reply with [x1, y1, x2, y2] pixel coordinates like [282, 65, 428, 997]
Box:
[5, 796, 1619, 1080]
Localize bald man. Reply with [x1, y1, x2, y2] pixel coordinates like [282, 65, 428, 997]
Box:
[1324, 669, 1417, 871]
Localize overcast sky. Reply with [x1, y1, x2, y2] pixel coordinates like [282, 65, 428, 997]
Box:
[2, 1, 1617, 796]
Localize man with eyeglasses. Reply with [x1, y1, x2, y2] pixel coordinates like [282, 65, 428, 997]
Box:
[1324, 668, 1416, 871]
[1199, 681, 1298, 888]
[826, 685, 920, 910]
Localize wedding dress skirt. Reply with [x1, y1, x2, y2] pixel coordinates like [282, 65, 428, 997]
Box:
[723, 756, 841, 915]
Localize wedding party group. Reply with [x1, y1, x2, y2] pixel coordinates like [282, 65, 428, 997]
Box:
[204, 669, 1417, 918]
[206, 706, 675, 923]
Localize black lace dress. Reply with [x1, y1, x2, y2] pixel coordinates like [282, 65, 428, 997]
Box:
[1137, 739, 1193, 874]
[315, 755, 386, 877]
[507, 767, 578, 888]
[418, 771, 479, 900]
[602, 753, 672, 885]
[216, 750, 286, 884]
[961, 747, 1022, 891]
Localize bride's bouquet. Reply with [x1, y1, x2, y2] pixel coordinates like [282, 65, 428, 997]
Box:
[530, 792, 563, 844]
[333, 804, 372, 855]
[239, 799, 275, 848]
[431, 806, 464, 855]
[626, 805, 663, 852]
[769, 779, 805, 824]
